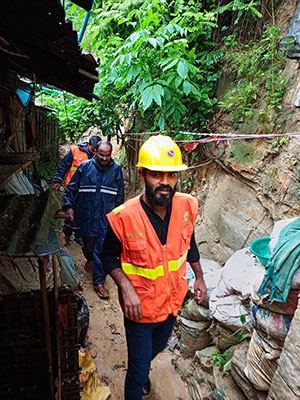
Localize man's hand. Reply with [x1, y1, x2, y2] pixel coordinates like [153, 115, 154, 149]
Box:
[65, 208, 74, 222]
[194, 278, 207, 305]
[122, 285, 143, 321]
[110, 268, 143, 321]
[52, 182, 61, 190]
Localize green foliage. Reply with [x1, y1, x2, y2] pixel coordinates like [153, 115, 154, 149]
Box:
[212, 348, 233, 372]
[37, 88, 123, 142]
[183, 176, 194, 192]
[37, 0, 280, 140]
[219, 26, 287, 127]
[271, 137, 289, 148]
[218, 0, 262, 24]
[96, 1, 220, 132]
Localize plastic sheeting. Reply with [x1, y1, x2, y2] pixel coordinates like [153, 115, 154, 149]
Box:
[280, 0, 300, 58]
[79, 349, 111, 400]
[5, 171, 35, 194]
[30, 190, 62, 256]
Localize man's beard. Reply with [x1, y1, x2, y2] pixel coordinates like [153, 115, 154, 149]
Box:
[145, 179, 176, 207]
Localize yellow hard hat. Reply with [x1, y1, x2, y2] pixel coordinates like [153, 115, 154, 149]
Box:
[136, 135, 188, 172]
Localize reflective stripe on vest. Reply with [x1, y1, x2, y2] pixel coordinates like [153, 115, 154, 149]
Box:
[122, 250, 188, 280]
[70, 166, 77, 171]
[107, 193, 198, 322]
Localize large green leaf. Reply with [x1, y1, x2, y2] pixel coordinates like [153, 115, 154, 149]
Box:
[177, 60, 188, 79]
[163, 59, 179, 72]
[141, 84, 164, 110]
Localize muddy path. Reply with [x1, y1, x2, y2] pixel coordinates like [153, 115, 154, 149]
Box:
[69, 241, 190, 399]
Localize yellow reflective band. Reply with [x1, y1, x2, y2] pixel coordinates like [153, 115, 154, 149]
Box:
[122, 263, 164, 280]
[70, 166, 77, 171]
[168, 251, 188, 272]
[112, 204, 125, 214]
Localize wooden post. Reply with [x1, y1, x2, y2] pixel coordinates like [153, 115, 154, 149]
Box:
[38, 257, 54, 400]
[53, 254, 62, 400]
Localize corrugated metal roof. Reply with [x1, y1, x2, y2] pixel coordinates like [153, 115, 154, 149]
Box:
[0, 0, 99, 100]
[70, 0, 93, 12]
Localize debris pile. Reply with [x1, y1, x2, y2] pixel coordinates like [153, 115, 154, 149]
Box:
[177, 217, 300, 400]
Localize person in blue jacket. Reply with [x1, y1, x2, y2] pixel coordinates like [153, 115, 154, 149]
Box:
[52, 135, 101, 189]
[52, 135, 101, 244]
[63, 141, 124, 298]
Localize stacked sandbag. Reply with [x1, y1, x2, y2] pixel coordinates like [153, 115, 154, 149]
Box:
[251, 303, 292, 349]
[209, 320, 241, 352]
[209, 248, 265, 348]
[244, 302, 294, 393]
[252, 272, 300, 316]
[267, 300, 300, 400]
[244, 329, 282, 392]
[186, 258, 222, 302]
[244, 218, 298, 392]
[177, 314, 211, 357]
[179, 259, 222, 357]
[231, 340, 268, 400]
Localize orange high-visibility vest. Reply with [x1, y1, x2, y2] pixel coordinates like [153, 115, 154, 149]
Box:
[107, 193, 198, 323]
[65, 146, 89, 187]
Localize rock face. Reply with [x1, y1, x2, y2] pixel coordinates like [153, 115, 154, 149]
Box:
[193, 138, 300, 264]
[267, 301, 300, 400]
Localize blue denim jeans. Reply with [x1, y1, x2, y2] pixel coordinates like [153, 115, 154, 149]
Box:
[124, 314, 176, 400]
[92, 235, 106, 286]
[83, 236, 107, 286]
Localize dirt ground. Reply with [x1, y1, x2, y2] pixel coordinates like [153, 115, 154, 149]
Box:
[68, 241, 191, 400]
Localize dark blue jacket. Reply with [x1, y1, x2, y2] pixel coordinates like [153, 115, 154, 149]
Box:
[63, 157, 124, 238]
[53, 142, 91, 183]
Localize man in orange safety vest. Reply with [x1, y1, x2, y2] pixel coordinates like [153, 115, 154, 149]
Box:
[100, 135, 207, 400]
[52, 135, 101, 243]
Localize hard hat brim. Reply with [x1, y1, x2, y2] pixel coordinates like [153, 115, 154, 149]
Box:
[136, 163, 188, 172]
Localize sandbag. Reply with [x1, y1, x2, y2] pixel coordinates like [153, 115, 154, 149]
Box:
[267, 301, 300, 400]
[231, 341, 267, 400]
[251, 303, 292, 347]
[186, 258, 222, 304]
[209, 248, 265, 330]
[178, 316, 211, 357]
[252, 273, 300, 316]
[209, 321, 243, 351]
[244, 330, 280, 392]
[217, 248, 265, 297]
[181, 298, 211, 322]
[210, 291, 251, 331]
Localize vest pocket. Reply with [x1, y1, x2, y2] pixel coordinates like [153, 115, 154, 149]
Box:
[180, 229, 189, 256]
[124, 239, 148, 267]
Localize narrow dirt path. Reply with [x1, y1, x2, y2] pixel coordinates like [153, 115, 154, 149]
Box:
[69, 242, 190, 400]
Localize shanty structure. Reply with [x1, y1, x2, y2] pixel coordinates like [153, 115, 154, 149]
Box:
[0, 1, 96, 398]
[1, 0, 99, 101]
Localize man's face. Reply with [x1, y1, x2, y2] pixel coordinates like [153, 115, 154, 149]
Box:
[87, 143, 98, 156]
[144, 170, 178, 207]
[96, 144, 112, 166]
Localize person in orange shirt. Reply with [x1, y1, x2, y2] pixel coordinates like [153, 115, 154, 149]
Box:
[52, 135, 101, 243]
[100, 135, 207, 399]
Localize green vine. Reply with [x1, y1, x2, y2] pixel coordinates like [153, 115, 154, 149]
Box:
[219, 25, 287, 128]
